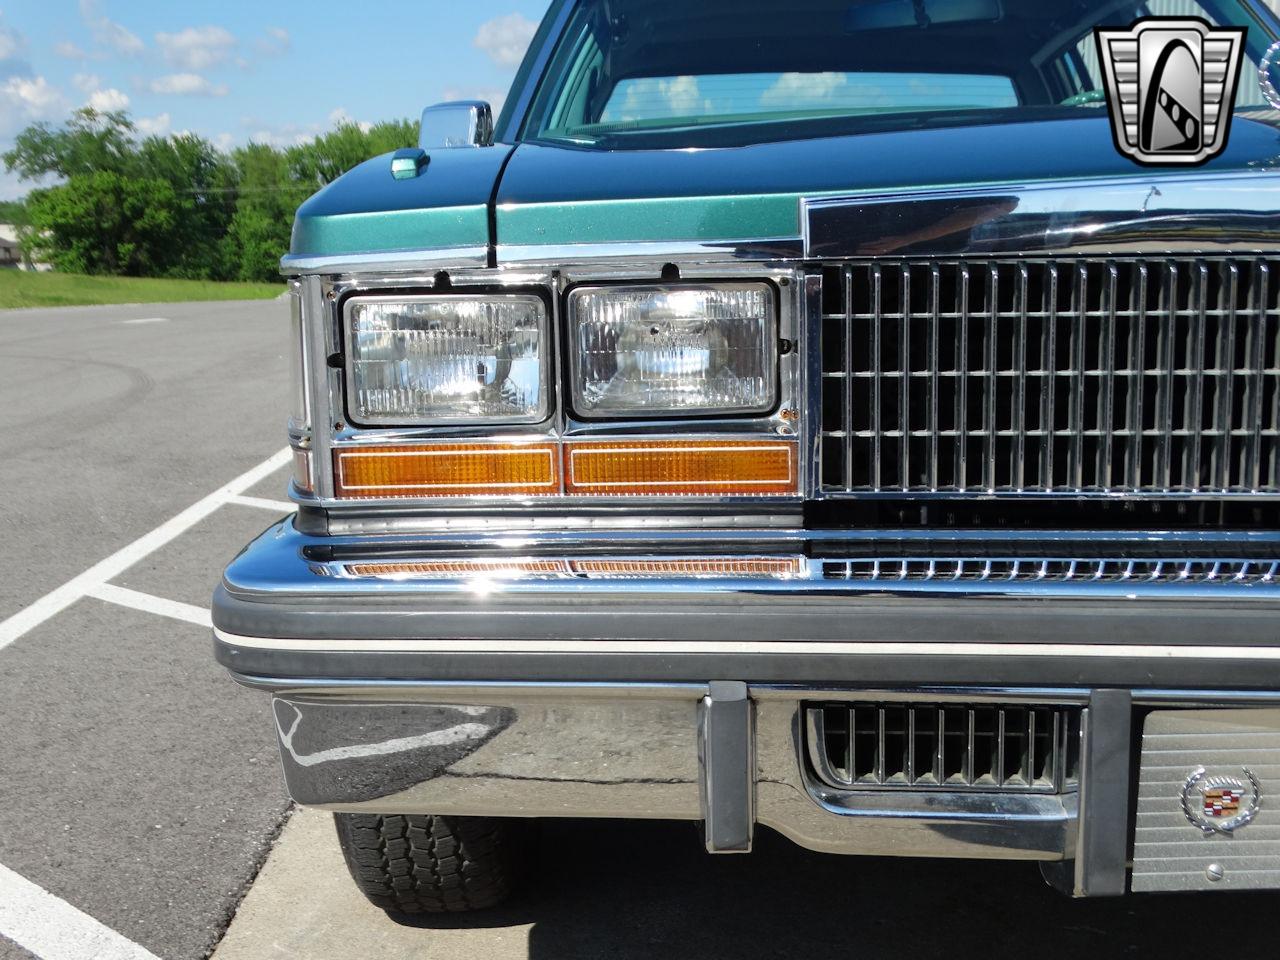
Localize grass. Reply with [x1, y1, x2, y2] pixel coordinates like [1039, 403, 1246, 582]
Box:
[0, 270, 285, 309]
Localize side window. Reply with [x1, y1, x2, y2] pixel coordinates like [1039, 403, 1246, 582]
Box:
[1043, 1, 1266, 107]
[544, 29, 604, 130]
[1142, 0, 1263, 106]
[1074, 34, 1103, 92]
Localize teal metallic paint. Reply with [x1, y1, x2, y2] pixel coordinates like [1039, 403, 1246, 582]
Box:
[494, 114, 1280, 249]
[497, 193, 803, 247]
[291, 112, 1280, 259]
[289, 145, 511, 257]
[292, 204, 489, 257]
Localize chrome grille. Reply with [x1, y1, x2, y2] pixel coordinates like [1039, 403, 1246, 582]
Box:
[820, 557, 1280, 586]
[806, 702, 1081, 793]
[819, 258, 1280, 496]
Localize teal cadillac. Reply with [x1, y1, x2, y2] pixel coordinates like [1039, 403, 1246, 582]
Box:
[215, 0, 1280, 913]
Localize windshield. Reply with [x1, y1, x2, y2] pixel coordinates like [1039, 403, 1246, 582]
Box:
[522, 0, 1276, 149]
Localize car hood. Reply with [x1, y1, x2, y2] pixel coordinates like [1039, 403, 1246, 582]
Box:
[289, 144, 512, 262]
[494, 112, 1280, 255]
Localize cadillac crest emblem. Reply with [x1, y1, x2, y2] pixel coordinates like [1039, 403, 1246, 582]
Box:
[1182, 766, 1262, 834]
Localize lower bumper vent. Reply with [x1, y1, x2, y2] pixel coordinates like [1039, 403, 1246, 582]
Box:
[820, 558, 1280, 586]
[806, 702, 1081, 793]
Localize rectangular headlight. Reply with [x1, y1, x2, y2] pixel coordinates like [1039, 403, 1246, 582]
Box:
[346, 294, 549, 425]
[568, 284, 777, 417]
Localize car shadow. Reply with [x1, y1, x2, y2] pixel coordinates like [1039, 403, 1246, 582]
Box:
[389, 819, 1277, 959]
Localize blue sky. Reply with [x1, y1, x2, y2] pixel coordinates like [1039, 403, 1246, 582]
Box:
[0, 0, 552, 199]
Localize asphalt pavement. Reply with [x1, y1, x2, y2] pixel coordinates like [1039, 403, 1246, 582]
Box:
[0, 300, 293, 959]
[1, 298, 1278, 960]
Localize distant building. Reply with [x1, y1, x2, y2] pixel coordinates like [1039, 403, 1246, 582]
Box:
[0, 224, 20, 268]
[0, 224, 50, 271]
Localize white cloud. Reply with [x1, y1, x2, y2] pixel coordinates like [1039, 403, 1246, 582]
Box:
[473, 13, 537, 68]
[85, 86, 128, 112]
[241, 107, 366, 149]
[0, 11, 32, 86]
[442, 86, 508, 117]
[135, 112, 171, 136]
[0, 75, 67, 135]
[0, 16, 26, 65]
[760, 71, 849, 107]
[155, 25, 237, 71]
[610, 75, 710, 121]
[79, 0, 143, 57]
[72, 72, 101, 93]
[149, 72, 228, 97]
[328, 107, 372, 133]
[254, 26, 290, 58]
[54, 40, 89, 60]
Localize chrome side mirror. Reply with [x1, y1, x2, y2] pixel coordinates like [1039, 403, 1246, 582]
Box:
[418, 101, 495, 149]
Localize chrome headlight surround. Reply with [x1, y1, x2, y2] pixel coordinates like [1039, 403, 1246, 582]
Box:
[342, 292, 552, 427]
[567, 282, 779, 419]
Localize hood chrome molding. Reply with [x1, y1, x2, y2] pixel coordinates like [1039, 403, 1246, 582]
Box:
[803, 171, 1280, 260]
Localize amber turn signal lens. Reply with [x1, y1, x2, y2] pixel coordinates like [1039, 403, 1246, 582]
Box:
[345, 559, 571, 577]
[334, 443, 559, 499]
[564, 440, 797, 496]
[341, 557, 806, 580]
[570, 558, 805, 578]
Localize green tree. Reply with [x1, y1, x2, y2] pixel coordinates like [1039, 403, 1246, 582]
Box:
[224, 142, 309, 282]
[25, 172, 184, 275]
[3, 107, 419, 281]
[4, 109, 138, 180]
[0, 199, 27, 223]
[139, 133, 238, 279]
[287, 119, 417, 187]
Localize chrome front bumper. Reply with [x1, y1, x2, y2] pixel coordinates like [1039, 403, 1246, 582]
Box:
[215, 519, 1280, 894]
[262, 683, 1080, 864]
[215, 519, 1280, 690]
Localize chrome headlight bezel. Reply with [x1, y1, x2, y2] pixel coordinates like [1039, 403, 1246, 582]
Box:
[342, 291, 553, 428]
[566, 281, 780, 420]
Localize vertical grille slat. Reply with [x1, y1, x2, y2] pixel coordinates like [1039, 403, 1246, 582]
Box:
[1070, 263, 1087, 491]
[1015, 263, 1029, 491]
[806, 702, 1082, 794]
[819, 257, 1280, 496]
[1215, 262, 1239, 492]
[1128, 262, 1149, 491]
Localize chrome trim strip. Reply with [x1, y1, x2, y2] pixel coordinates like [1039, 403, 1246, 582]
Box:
[282, 246, 490, 276]
[495, 237, 804, 266]
[318, 512, 802, 535]
[227, 676, 1280, 705]
[301, 276, 335, 499]
[214, 629, 1280, 661]
[802, 173, 1280, 259]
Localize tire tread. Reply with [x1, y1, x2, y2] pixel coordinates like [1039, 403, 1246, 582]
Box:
[334, 813, 522, 914]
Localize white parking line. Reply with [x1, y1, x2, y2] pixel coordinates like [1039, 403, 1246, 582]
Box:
[0, 862, 162, 960]
[225, 493, 297, 513]
[0, 448, 290, 653]
[88, 583, 213, 628]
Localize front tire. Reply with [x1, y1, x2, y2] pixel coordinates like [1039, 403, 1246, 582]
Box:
[334, 813, 527, 914]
